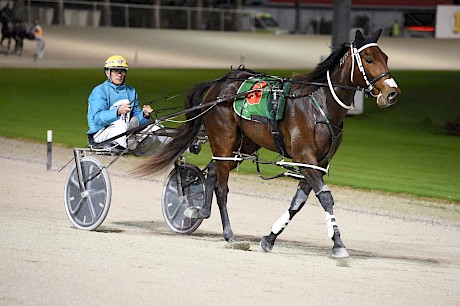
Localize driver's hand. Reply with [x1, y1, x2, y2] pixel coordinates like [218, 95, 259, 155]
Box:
[117, 101, 131, 115]
[143, 105, 153, 118]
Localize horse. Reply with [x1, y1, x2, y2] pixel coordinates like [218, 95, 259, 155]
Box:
[0, 10, 14, 54]
[137, 29, 400, 257]
[0, 14, 30, 55]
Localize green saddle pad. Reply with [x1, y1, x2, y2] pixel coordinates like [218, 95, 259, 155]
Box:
[233, 77, 291, 122]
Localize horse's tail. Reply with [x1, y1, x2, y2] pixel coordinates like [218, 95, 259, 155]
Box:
[135, 81, 213, 176]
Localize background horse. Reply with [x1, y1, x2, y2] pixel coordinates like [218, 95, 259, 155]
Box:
[138, 29, 400, 257]
[0, 10, 14, 54]
[0, 13, 30, 55]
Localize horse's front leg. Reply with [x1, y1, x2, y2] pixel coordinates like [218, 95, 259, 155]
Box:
[306, 169, 349, 258]
[318, 187, 349, 257]
[260, 181, 312, 252]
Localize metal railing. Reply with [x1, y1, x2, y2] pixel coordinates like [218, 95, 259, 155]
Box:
[3, 0, 436, 35]
[14, 0, 258, 32]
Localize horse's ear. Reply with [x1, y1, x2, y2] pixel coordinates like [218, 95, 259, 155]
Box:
[354, 29, 364, 45]
[371, 28, 383, 42]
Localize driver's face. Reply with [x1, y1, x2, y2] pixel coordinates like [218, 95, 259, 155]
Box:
[106, 69, 126, 85]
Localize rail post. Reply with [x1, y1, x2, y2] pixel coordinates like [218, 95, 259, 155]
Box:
[47, 130, 52, 171]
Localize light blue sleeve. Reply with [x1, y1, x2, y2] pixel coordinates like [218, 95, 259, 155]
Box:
[88, 85, 119, 128]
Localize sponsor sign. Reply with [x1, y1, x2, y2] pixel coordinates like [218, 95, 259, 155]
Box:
[435, 5, 460, 39]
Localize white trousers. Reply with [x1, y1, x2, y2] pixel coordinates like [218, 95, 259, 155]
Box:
[93, 119, 128, 148]
[93, 120, 167, 149]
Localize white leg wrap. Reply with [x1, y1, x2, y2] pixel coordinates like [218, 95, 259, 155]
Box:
[325, 212, 337, 239]
[271, 210, 290, 234]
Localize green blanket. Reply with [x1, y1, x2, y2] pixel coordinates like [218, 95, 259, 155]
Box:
[233, 77, 291, 122]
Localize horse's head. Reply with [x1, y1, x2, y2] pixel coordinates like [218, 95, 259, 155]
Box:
[351, 29, 400, 108]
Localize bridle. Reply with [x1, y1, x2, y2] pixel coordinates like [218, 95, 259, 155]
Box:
[327, 42, 391, 110]
[350, 43, 391, 97]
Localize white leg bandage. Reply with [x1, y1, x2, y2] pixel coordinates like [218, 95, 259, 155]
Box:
[271, 210, 290, 235]
[325, 212, 337, 239]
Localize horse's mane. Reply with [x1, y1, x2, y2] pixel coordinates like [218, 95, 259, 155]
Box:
[293, 43, 350, 91]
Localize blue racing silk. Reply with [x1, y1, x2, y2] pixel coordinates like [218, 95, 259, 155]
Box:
[87, 80, 149, 135]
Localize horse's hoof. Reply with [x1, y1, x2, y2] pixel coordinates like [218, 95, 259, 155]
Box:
[332, 247, 349, 258]
[224, 240, 250, 251]
[260, 236, 273, 253]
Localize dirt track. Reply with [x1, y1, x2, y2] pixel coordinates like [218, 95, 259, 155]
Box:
[1, 136, 459, 305]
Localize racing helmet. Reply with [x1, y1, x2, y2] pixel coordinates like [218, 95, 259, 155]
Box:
[104, 55, 128, 71]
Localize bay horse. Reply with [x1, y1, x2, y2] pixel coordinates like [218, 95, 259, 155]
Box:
[138, 29, 400, 257]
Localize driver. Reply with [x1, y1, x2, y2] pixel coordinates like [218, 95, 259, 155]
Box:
[87, 55, 161, 154]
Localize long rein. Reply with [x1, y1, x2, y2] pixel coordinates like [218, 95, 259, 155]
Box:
[90, 57, 381, 180]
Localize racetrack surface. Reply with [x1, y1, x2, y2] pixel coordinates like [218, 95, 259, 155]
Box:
[1, 137, 459, 305]
[1, 25, 460, 70]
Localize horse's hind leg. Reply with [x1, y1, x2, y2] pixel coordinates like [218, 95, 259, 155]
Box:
[184, 161, 216, 219]
[260, 182, 311, 252]
[202, 161, 217, 218]
[212, 160, 249, 250]
[214, 161, 236, 242]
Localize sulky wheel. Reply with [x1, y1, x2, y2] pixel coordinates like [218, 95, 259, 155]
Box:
[161, 163, 205, 234]
[64, 157, 111, 231]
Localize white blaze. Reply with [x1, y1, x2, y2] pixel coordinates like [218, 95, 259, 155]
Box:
[384, 78, 398, 88]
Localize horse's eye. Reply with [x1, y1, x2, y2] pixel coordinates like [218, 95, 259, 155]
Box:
[365, 57, 373, 64]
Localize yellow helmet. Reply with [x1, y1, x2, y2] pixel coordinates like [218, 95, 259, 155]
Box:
[104, 55, 128, 70]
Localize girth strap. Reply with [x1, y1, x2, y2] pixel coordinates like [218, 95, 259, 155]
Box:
[271, 121, 289, 158]
[269, 82, 291, 159]
[268, 101, 286, 157]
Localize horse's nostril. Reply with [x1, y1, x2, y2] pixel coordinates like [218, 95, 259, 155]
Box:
[388, 91, 399, 102]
